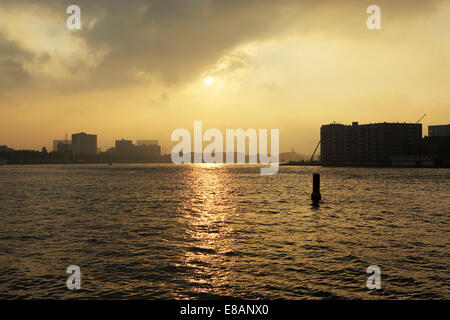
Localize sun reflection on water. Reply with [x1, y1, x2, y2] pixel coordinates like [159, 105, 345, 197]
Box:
[179, 165, 237, 297]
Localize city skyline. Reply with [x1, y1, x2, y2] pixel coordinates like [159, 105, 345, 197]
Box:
[2, 120, 448, 156]
[0, 1, 450, 153]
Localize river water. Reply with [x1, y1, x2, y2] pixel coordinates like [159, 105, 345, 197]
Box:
[0, 164, 448, 299]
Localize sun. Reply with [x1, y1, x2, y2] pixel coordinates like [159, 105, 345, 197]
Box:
[204, 77, 213, 86]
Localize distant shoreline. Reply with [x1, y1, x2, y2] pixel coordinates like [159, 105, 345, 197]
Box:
[1, 162, 449, 169]
[281, 163, 449, 169]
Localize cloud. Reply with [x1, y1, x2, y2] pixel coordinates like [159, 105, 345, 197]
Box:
[0, 59, 29, 92]
[0, 32, 34, 60]
[0, 32, 33, 92]
[0, 0, 445, 93]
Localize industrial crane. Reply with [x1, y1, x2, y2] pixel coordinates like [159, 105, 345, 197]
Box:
[416, 114, 426, 123]
[310, 140, 321, 163]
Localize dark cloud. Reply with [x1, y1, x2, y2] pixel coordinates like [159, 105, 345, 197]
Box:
[0, 59, 29, 91]
[0, 32, 34, 60]
[36, 53, 51, 65]
[0, 33, 33, 92]
[0, 0, 444, 91]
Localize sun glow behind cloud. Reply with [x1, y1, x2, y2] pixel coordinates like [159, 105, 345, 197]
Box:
[204, 77, 213, 86]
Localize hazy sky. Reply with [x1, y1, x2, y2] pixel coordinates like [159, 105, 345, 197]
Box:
[0, 0, 449, 153]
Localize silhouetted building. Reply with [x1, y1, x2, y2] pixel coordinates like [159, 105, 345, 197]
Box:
[0, 146, 62, 165]
[321, 122, 422, 166]
[56, 142, 72, 153]
[53, 139, 72, 153]
[115, 139, 134, 154]
[107, 139, 161, 162]
[53, 140, 71, 152]
[390, 135, 450, 167]
[391, 155, 436, 167]
[72, 132, 97, 155]
[137, 140, 158, 146]
[135, 144, 161, 159]
[428, 124, 450, 137]
[0, 145, 12, 152]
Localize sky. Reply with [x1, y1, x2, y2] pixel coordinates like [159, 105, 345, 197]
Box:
[0, 0, 449, 154]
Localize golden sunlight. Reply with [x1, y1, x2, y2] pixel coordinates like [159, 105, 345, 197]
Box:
[204, 77, 213, 86]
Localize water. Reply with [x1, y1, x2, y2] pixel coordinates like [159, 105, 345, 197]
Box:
[0, 164, 448, 299]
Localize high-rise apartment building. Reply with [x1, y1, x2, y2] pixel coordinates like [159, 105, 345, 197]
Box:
[115, 139, 134, 153]
[428, 125, 450, 137]
[320, 122, 422, 166]
[71, 132, 97, 155]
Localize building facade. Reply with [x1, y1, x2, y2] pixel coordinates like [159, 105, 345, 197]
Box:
[136, 140, 159, 146]
[115, 139, 134, 154]
[109, 139, 161, 162]
[53, 140, 71, 152]
[428, 125, 450, 137]
[71, 132, 97, 155]
[320, 122, 422, 166]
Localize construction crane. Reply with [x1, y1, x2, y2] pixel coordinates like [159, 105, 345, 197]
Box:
[310, 140, 321, 163]
[416, 114, 426, 123]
